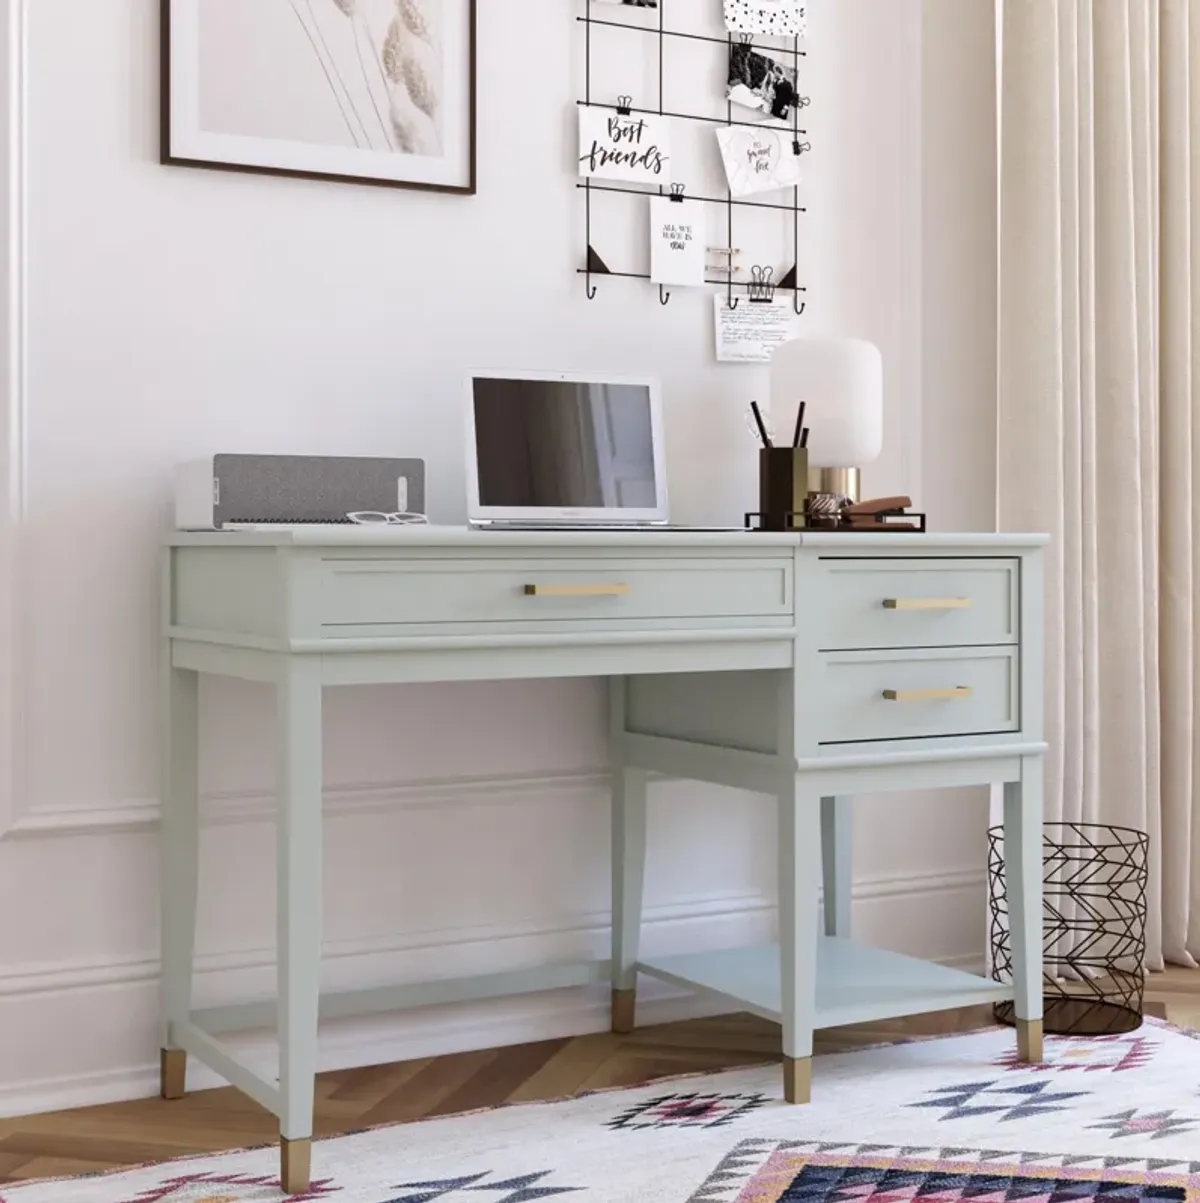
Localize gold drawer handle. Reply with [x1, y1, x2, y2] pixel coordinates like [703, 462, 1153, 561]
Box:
[882, 597, 972, 611]
[523, 583, 630, 598]
[883, 686, 974, 702]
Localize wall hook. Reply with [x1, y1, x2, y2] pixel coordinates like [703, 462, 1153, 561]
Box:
[659, 286, 671, 305]
[587, 279, 598, 300]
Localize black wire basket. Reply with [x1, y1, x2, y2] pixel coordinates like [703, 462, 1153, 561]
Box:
[988, 822, 1150, 1036]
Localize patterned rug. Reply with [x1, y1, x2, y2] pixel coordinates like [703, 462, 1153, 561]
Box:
[5, 1019, 1200, 1202]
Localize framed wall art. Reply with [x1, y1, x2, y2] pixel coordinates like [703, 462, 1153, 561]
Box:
[161, 0, 477, 194]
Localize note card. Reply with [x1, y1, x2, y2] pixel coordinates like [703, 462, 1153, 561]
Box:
[649, 196, 706, 288]
[714, 295, 797, 364]
[725, 0, 806, 37]
[716, 126, 802, 198]
[578, 105, 672, 185]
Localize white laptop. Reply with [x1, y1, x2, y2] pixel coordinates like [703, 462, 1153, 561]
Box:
[466, 370, 673, 529]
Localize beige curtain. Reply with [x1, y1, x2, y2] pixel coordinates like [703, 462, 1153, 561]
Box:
[998, 0, 1200, 969]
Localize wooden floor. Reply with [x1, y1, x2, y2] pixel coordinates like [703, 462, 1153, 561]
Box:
[1, 968, 1197, 1187]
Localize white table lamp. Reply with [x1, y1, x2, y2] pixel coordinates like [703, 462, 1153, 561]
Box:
[770, 337, 883, 502]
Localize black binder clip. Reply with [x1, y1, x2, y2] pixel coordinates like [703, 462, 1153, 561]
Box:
[793, 139, 812, 156]
[669, 183, 686, 203]
[616, 95, 633, 116]
[748, 265, 777, 304]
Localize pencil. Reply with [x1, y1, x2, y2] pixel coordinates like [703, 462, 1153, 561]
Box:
[750, 401, 772, 448]
[792, 401, 807, 449]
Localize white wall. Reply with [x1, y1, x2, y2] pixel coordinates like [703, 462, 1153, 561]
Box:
[0, 0, 994, 1115]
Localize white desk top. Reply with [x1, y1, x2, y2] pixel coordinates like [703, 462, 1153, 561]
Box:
[167, 525, 1050, 551]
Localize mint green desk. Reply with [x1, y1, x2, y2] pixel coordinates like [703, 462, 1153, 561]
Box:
[159, 528, 1047, 1193]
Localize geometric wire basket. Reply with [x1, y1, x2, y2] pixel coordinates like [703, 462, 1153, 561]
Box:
[988, 822, 1150, 1036]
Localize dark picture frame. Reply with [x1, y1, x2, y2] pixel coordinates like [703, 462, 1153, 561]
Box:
[161, 0, 477, 195]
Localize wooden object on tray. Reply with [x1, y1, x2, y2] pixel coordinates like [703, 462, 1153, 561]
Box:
[845, 496, 918, 529]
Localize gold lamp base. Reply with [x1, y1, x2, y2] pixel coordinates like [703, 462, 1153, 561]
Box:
[807, 466, 861, 504]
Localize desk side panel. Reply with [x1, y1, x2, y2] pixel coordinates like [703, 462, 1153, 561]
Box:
[172, 547, 286, 640]
[1018, 546, 1044, 744]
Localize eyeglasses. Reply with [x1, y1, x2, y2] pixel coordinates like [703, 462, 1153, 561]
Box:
[345, 512, 430, 526]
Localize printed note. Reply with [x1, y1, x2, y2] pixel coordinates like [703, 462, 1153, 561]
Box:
[714, 295, 797, 363]
[578, 105, 673, 185]
[649, 196, 706, 287]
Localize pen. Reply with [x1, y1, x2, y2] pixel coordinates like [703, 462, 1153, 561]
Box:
[750, 401, 772, 448]
[792, 401, 807, 449]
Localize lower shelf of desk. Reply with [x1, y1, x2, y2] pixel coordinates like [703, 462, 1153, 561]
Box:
[637, 938, 1012, 1028]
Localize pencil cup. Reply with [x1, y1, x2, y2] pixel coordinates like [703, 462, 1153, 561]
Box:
[758, 447, 809, 532]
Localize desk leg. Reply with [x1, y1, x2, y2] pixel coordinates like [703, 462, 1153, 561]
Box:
[277, 660, 324, 1195]
[820, 796, 852, 938]
[780, 777, 821, 1103]
[1004, 757, 1044, 1064]
[611, 763, 648, 1035]
[160, 664, 199, 1101]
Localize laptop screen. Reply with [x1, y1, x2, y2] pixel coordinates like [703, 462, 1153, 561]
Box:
[471, 376, 660, 512]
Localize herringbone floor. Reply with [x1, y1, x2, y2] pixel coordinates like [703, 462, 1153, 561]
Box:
[0, 970, 1196, 1187]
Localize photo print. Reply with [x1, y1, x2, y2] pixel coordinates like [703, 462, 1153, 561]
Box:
[727, 43, 801, 122]
[725, 0, 806, 38]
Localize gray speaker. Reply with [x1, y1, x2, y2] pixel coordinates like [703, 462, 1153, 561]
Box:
[175, 454, 427, 529]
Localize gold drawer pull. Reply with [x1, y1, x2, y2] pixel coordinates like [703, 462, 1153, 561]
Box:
[523, 583, 630, 598]
[882, 686, 974, 702]
[882, 597, 972, 611]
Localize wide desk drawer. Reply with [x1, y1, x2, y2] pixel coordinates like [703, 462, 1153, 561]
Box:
[815, 558, 1020, 650]
[318, 557, 793, 628]
[817, 646, 1019, 745]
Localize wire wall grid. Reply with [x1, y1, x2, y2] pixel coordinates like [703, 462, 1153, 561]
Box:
[577, 2, 809, 313]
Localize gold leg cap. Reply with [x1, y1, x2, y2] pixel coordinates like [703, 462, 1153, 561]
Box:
[1017, 1018, 1044, 1064]
[783, 1055, 812, 1104]
[612, 988, 636, 1035]
[281, 1137, 312, 1195]
[159, 1048, 187, 1101]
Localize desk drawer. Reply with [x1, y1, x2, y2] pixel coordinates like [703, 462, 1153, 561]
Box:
[319, 557, 793, 628]
[815, 558, 1019, 650]
[818, 646, 1019, 745]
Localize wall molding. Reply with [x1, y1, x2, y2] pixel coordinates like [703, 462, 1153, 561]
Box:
[5, 767, 617, 840]
[0, 952, 989, 1120]
[0, 865, 986, 999]
[0, 0, 28, 840]
[0, 890, 774, 998]
[0, 869, 986, 1119]
[0, 983, 734, 1119]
